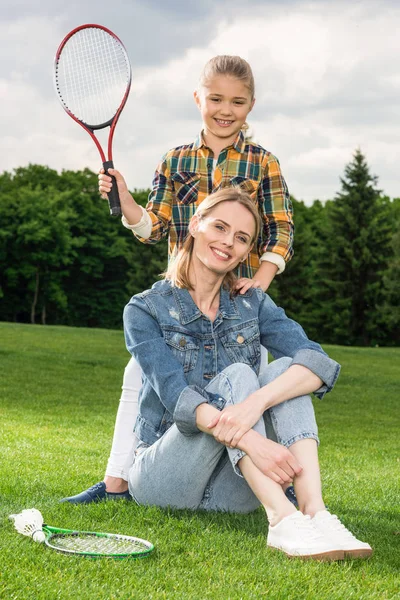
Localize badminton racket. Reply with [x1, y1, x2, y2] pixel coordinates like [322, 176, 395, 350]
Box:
[54, 24, 132, 216]
[10, 509, 154, 559]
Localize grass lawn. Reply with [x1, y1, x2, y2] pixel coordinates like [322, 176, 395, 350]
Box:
[0, 321, 399, 600]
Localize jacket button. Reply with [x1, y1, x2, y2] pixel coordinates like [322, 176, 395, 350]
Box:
[179, 337, 187, 347]
[237, 334, 245, 344]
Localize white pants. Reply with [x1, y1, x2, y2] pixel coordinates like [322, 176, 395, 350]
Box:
[105, 357, 141, 480]
[105, 349, 269, 481]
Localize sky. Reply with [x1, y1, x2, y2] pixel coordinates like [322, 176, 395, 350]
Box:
[1, 0, 399, 204]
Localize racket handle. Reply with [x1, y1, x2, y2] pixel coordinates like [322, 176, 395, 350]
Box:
[103, 160, 122, 217]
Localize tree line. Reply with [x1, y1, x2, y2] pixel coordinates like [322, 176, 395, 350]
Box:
[0, 150, 398, 346]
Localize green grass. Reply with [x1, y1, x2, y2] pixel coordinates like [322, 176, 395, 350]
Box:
[0, 322, 399, 600]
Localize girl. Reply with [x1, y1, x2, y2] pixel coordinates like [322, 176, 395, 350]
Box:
[62, 55, 295, 503]
[119, 189, 371, 560]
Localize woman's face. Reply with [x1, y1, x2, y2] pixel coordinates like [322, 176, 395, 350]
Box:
[190, 201, 255, 276]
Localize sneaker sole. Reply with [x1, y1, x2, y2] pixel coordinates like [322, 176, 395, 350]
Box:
[268, 545, 344, 561]
[344, 548, 373, 559]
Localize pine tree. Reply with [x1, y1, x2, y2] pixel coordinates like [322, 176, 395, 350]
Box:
[314, 150, 393, 345]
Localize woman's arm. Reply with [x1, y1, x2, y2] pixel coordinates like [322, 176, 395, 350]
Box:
[208, 364, 322, 447]
[124, 294, 212, 435]
[208, 292, 341, 447]
[195, 403, 302, 484]
[258, 293, 341, 396]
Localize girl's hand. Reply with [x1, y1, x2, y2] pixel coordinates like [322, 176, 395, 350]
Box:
[207, 397, 264, 448]
[235, 277, 261, 295]
[98, 168, 129, 201]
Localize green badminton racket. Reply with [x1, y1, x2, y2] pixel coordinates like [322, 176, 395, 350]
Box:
[10, 508, 154, 559]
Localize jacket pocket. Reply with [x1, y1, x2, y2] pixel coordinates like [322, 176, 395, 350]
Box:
[220, 321, 261, 369]
[164, 330, 200, 373]
[172, 172, 201, 205]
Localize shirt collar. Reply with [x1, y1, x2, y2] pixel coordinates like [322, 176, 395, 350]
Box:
[193, 130, 246, 154]
[171, 284, 240, 325]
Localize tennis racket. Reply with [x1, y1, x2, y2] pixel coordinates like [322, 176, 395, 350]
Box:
[54, 24, 132, 216]
[10, 509, 154, 559]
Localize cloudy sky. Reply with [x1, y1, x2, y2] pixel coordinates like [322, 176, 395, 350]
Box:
[2, 0, 399, 203]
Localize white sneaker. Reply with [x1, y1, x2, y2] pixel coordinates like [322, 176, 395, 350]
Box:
[267, 512, 344, 561]
[312, 510, 373, 559]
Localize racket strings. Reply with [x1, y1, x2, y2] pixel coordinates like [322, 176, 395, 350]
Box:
[55, 27, 130, 126]
[48, 533, 151, 556]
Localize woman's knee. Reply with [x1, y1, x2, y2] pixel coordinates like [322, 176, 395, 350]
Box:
[259, 356, 292, 386]
[217, 363, 260, 402]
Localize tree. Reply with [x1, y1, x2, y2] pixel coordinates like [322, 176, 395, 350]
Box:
[313, 150, 393, 345]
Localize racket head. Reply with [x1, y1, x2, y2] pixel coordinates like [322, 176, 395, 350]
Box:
[43, 526, 154, 558]
[54, 24, 132, 131]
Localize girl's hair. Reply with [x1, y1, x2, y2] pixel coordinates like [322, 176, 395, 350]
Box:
[199, 55, 255, 99]
[164, 188, 261, 293]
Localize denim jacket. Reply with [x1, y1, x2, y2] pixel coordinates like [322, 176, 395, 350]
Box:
[123, 280, 341, 446]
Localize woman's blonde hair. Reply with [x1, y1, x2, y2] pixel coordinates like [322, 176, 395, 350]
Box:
[164, 188, 261, 293]
[199, 55, 255, 99]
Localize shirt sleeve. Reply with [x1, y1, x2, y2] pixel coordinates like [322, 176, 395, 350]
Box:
[258, 154, 294, 264]
[257, 291, 341, 398]
[134, 156, 173, 245]
[123, 295, 209, 434]
[121, 206, 152, 238]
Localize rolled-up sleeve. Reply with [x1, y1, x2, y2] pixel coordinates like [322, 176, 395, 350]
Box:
[123, 296, 207, 433]
[258, 291, 341, 397]
[134, 157, 173, 245]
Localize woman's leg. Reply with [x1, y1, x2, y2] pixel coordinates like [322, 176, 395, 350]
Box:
[128, 364, 264, 510]
[129, 362, 315, 517]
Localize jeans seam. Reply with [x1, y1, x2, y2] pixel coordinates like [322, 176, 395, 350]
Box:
[282, 432, 320, 447]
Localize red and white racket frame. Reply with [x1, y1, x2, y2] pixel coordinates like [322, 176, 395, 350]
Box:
[54, 24, 132, 215]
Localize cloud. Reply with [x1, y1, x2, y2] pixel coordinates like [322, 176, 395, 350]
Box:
[1, 1, 399, 204]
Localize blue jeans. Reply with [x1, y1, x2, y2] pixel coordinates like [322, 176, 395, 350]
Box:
[128, 357, 319, 513]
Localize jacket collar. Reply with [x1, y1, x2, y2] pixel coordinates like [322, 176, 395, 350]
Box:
[171, 284, 241, 325]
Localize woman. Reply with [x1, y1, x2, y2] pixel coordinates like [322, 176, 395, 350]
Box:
[121, 187, 372, 561]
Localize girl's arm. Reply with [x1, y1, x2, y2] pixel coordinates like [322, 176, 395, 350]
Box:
[98, 168, 143, 225]
[124, 294, 217, 435]
[235, 154, 293, 295]
[257, 154, 294, 284]
[98, 157, 173, 244]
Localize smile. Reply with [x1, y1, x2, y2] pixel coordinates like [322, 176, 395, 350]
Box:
[211, 247, 230, 260]
[214, 119, 234, 127]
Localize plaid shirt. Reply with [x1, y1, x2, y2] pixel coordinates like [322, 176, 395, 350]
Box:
[136, 131, 294, 278]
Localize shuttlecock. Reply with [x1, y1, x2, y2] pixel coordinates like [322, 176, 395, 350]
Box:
[9, 508, 45, 543]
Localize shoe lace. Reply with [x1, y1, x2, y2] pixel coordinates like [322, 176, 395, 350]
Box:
[295, 515, 324, 542]
[324, 513, 356, 539]
[89, 482, 104, 493]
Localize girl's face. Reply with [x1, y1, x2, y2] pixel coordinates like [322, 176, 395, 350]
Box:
[190, 201, 255, 276]
[194, 75, 255, 145]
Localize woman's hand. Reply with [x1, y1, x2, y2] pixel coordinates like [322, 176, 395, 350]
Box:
[235, 277, 261, 295]
[207, 397, 265, 448]
[241, 430, 302, 484]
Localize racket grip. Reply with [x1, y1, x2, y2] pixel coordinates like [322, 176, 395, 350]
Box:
[103, 160, 122, 217]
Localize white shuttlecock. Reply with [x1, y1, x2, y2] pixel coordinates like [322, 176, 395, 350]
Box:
[9, 508, 45, 543]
